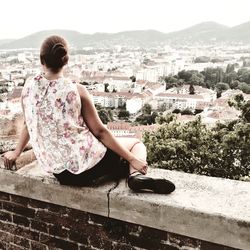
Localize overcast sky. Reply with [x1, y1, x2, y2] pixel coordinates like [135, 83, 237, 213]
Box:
[1, 0, 250, 39]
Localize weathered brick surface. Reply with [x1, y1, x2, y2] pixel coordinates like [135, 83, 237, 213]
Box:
[30, 241, 47, 250]
[2, 201, 35, 218]
[40, 233, 78, 250]
[0, 210, 12, 222]
[13, 235, 30, 248]
[30, 219, 48, 233]
[13, 214, 30, 227]
[0, 191, 240, 250]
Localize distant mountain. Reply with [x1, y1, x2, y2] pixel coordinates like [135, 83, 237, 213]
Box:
[221, 21, 250, 42]
[0, 30, 88, 49]
[1, 21, 250, 49]
[165, 22, 229, 43]
[0, 39, 16, 47]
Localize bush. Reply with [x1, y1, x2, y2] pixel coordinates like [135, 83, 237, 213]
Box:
[143, 116, 250, 180]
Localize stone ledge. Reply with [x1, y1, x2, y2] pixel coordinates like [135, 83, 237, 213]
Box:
[0, 164, 249, 249]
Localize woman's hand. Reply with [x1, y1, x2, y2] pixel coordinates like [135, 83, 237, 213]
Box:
[129, 156, 148, 175]
[2, 150, 20, 170]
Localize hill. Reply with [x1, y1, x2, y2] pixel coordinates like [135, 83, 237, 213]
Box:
[1, 21, 250, 49]
[165, 22, 229, 43]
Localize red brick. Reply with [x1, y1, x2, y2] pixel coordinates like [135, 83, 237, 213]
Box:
[78, 244, 90, 250]
[30, 241, 48, 250]
[46, 203, 69, 215]
[68, 231, 88, 245]
[14, 235, 30, 248]
[0, 192, 10, 201]
[0, 230, 14, 242]
[67, 209, 89, 223]
[0, 210, 12, 222]
[2, 201, 35, 218]
[13, 214, 30, 228]
[7, 244, 25, 250]
[111, 242, 135, 250]
[35, 210, 78, 230]
[201, 241, 239, 250]
[29, 199, 48, 209]
[10, 194, 30, 206]
[30, 220, 48, 233]
[35, 210, 57, 224]
[40, 233, 78, 250]
[168, 232, 200, 248]
[88, 213, 109, 226]
[0, 241, 7, 250]
[88, 235, 113, 249]
[0, 220, 39, 241]
[48, 224, 69, 238]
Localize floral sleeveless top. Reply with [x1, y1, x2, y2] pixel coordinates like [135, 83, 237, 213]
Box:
[22, 74, 107, 174]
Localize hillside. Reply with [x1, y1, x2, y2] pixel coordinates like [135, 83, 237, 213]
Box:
[165, 22, 229, 43]
[1, 21, 250, 49]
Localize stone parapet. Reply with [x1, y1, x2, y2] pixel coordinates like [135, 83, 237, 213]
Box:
[0, 164, 249, 249]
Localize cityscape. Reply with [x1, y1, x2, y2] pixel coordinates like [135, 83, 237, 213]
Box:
[1, 24, 250, 145]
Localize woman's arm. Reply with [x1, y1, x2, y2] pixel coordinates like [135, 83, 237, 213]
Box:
[3, 96, 30, 169]
[77, 84, 147, 174]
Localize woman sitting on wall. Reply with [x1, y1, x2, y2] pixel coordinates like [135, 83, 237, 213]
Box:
[3, 36, 175, 194]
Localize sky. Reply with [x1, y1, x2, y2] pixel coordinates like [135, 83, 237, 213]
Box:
[1, 0, 250, 39]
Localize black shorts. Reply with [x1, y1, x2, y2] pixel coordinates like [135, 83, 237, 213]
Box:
[53, 148, 129, 187]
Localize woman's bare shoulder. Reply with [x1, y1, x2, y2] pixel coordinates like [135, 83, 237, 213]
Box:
[76, 84, 91, 100]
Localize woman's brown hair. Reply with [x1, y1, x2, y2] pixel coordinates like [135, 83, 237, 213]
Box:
[40, 35, 69, 73]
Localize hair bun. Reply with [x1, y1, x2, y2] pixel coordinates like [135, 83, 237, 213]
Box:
[51, 43, 67, 58]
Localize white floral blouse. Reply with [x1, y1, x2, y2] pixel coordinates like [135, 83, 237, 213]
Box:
[22, 74, 107, 174]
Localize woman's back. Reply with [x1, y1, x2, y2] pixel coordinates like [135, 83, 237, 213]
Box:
[22, 74, 107, 174]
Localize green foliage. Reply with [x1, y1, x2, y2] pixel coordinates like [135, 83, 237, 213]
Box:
[98, 109, 113, 124]
[141, 104, 152, 115]
[135, 112, 157, 125]
[194, 56, 210, 63]
[118, 110, 130, 119]
[143, 116, 250, 180]
[104, 83, 109, 92]
[181, 108, 194, 115]
[0, 87, 8, 94]
[189, 84, 195, 95]
[228, 94, 250, 122]
[130, 75, 136, 82]
[163, 65, 250, 94]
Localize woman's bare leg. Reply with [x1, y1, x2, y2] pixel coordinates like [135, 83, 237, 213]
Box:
[116, 137, 147, 174]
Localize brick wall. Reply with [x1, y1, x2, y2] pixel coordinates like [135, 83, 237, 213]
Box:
[0, 191, 239, 250]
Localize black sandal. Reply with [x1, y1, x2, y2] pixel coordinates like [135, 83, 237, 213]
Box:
[127, 172, 175, 194]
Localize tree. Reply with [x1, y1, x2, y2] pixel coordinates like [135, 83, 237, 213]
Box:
[143, 116, 250, 180]
[135, 112, 158, 125]
[158, 103, 167, 112]
[130, 76, 136, 82]
[228, 94, 250, 122]
[156, 113, 176, 125]
[98, 109, 113, 124]
[238, 82, 250, 94]
[229, 80, 239, 89]
[172, 109, 181, 114]
[104, 83, 109, 92]
[142, 104, 152, 115]
[189, 84, 195, 95]
[194, 56, 210, 63]
[181, 108, 193, 115]
[118, 110, 130, 119]
[226, 64, 235, 74]
[0, 87, 8, 94]
[215, 82, 229, 92]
